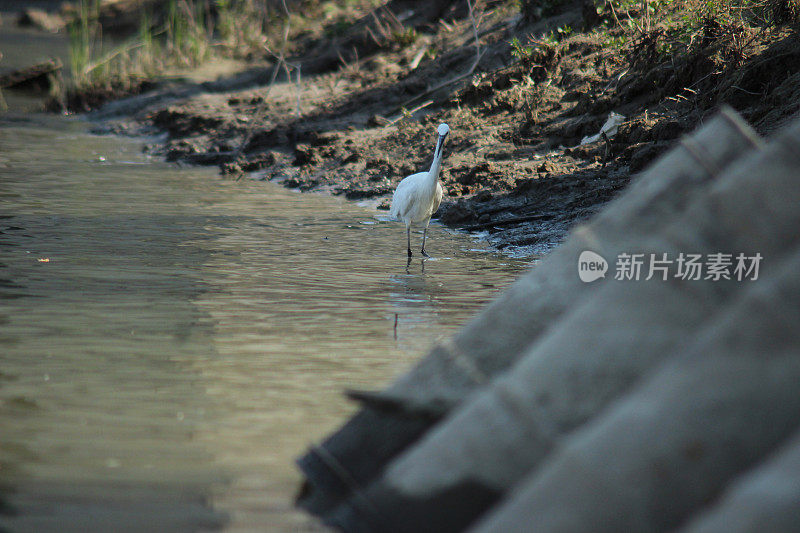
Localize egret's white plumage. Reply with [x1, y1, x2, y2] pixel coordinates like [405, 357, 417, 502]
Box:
[390, 123, 450, 257]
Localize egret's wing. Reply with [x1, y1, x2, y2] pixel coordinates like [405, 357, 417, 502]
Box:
[390, 172, 424, 218]
[431, 182, 444, 217]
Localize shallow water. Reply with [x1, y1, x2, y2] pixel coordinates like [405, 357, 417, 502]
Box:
[0, 114, 529, 530]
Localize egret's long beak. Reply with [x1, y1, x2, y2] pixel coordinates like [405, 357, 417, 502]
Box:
[435, 133, 448, 158]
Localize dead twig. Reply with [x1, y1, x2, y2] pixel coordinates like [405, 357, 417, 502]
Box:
[337, 46, 361, 77]
[294, 64, 302, 117]
[385, 0, 485, 122]
[386, 100, 435, 126]
[607, 0, 625, 29]
[410, 46, 429, 70]
[466, 0, 482, 71]
[235, 0, 301, 156]
[607, 0, 643, 34]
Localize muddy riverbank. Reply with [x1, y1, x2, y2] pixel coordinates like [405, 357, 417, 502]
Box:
[6, 1, 800, 254]
[65, 0, 799, 255]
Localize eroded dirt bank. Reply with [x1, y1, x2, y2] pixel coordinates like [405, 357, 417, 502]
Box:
[80, 0, 800, 254]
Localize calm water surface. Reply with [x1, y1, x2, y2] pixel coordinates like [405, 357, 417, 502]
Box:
[0, 115, 529, 530]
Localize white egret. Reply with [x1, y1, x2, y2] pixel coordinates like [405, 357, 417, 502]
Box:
[390, 123, 450, 257]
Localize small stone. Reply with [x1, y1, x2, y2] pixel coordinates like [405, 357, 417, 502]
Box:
[474, 189, 493, 202]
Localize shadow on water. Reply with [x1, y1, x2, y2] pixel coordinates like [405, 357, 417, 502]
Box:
[0, 215, 24, 525]
[0, 114, 529, 530]
[391, 257, 444, 313]
[0, 217, 29, 300]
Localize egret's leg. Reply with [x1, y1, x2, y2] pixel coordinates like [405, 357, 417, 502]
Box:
[421, 222, 430, 258]
[406, 225, 412, 257]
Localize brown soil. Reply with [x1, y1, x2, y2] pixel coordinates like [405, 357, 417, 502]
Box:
[88, 0, 800, 254]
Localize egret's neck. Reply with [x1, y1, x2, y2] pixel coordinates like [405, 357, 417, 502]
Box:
[428, 136, 444, 180]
